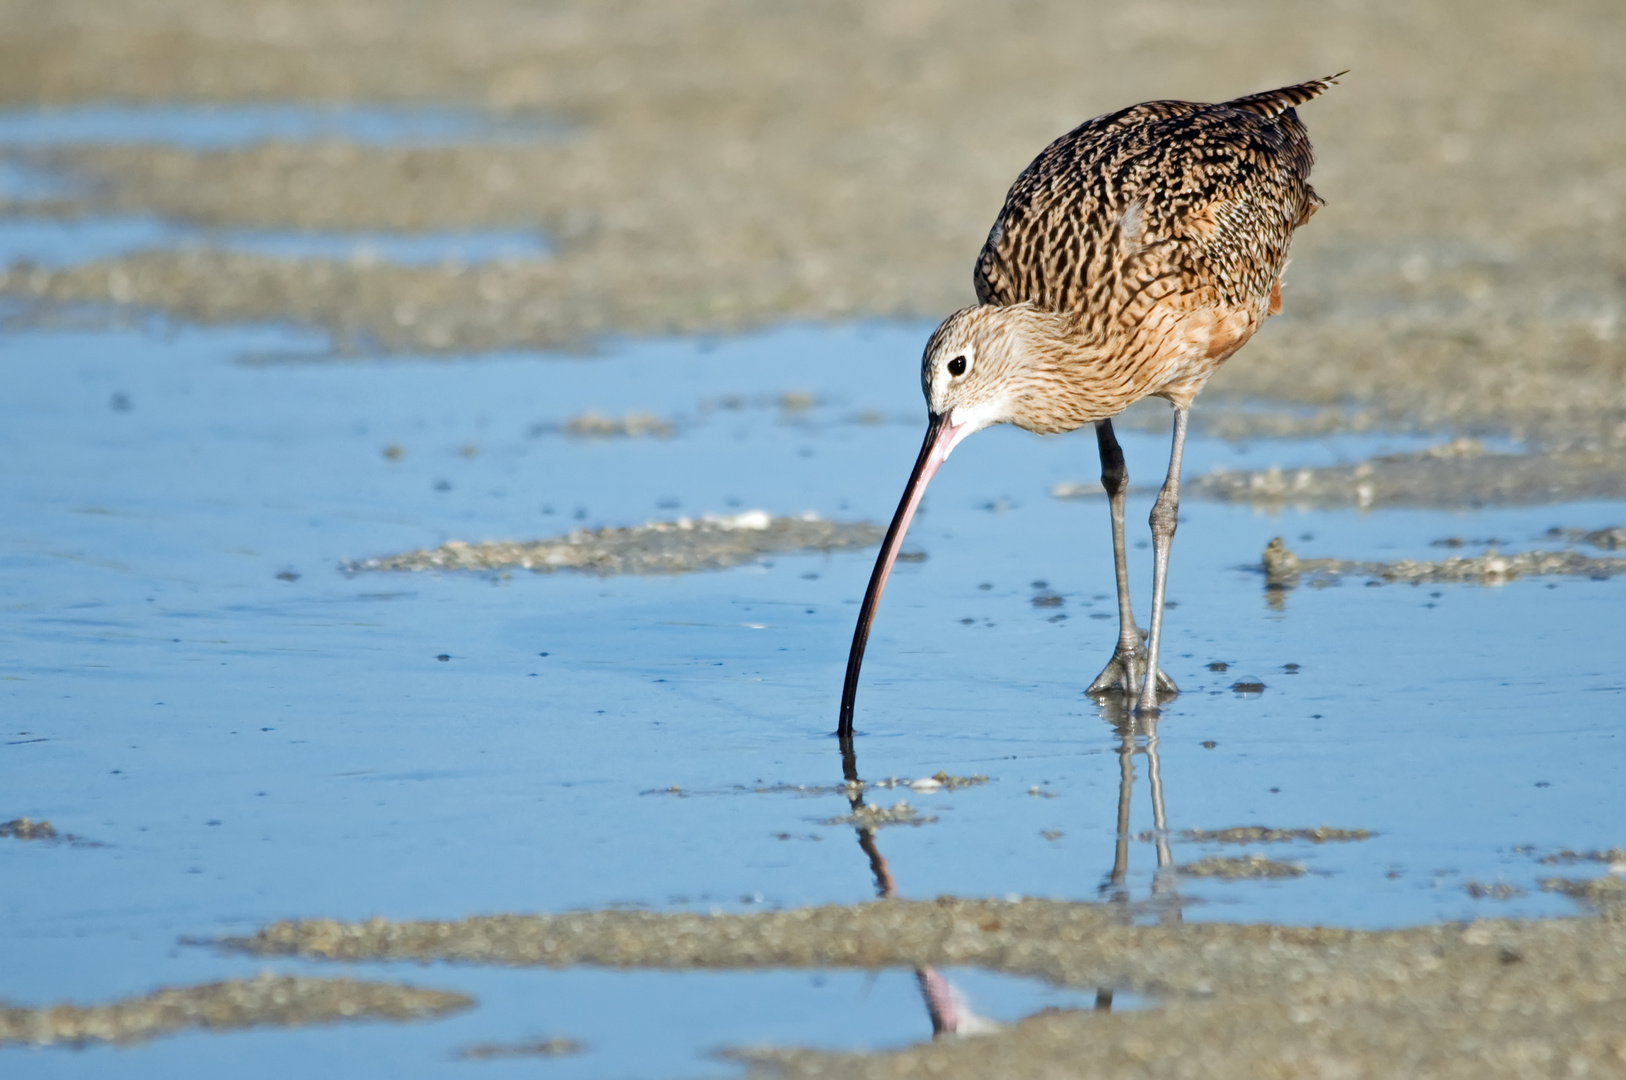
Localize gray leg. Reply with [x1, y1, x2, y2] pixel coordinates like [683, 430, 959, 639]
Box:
[1088, 419, 1177, 696]
[1136, 408, 1188, 713]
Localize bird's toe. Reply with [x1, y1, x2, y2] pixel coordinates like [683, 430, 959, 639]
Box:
[1087, 655, 1135, 695]
[1088, 646, 1178, 698]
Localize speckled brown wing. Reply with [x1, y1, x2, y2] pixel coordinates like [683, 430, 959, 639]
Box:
[973, 77, 1337, 333]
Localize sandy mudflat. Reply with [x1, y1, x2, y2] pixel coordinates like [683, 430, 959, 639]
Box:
[0, 0, 1622, 449]
[0, 973, 471, 1046]
[225, 899, 1626, 1078]
[346, 513, 884, 576]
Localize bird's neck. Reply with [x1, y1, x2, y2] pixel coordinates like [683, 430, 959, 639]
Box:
[1004, 308, 1136, 434]
[1002, 304, 1113, 362]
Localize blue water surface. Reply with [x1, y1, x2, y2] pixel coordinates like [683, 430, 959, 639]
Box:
[0, 104, 564, 150]
[0, 216, 548, 267]
[1, 320, 1622, 1077]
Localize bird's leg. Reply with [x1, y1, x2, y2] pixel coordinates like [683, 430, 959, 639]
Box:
[1088, 419, 1176, 696]
[1136, 408, 1188, 714]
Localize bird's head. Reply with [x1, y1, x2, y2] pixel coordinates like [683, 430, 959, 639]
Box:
[920, 301, 1088, 450]
[920, 304, 1030, 447]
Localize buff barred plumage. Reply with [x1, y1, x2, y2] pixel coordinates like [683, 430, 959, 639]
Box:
[840, 76, 1340, 735]
[969, 74, 1339, 424]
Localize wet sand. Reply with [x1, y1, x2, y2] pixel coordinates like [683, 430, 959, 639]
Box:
[1187, 442, 1626, 509]
[0, 974, 471, 1047]
[348, 513, 885, 577]
[225, 900, 1626, 1077]
[1260, 535, 1626, 588]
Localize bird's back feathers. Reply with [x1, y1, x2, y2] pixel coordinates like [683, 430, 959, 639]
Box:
[1223, 73, 1344, 119]
[973, 75, 1340, 321]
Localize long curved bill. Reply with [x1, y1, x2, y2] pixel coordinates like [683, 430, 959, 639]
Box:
[838, 411, 964, 737]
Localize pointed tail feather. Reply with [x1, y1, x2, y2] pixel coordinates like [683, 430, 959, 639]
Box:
[1225, 71, 1346, 118]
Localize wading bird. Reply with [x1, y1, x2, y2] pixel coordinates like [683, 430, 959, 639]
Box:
[839, 75, 1340, 734]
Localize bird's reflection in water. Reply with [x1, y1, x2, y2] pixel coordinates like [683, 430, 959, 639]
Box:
[1093, 691, 1183, 1011]
[838, 735, 996, 1039]
[838, 695, 1177, 1026]
[1098, 692, 1181, 921]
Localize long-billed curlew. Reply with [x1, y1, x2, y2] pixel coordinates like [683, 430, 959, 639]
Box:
[839, 75, 1340, 733]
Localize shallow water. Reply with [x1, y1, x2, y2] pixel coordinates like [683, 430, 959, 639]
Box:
[0, 104, 553, 270]
[2, 319, 1623, 1075]
[0, 216, 548, 267]
[0, 104, 562, 149]
[0, 161, 62, 202]
[5, 958, 1112, 1079]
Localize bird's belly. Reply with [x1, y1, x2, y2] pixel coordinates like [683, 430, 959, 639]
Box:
[1140, 301, 1263, 409]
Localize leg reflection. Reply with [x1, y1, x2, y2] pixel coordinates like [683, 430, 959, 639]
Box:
[1095, 694, 1182, 922]
[1106, 715, 1134, 903]
[1144, 715, 1182, 924]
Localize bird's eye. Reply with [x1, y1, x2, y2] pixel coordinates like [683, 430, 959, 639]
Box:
[947, 355, 967, 377]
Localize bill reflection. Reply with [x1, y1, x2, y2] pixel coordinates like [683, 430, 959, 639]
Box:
[837, 737, 996, 1039]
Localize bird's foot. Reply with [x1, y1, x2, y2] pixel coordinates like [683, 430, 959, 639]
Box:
[1087, 643, 1178, 700]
